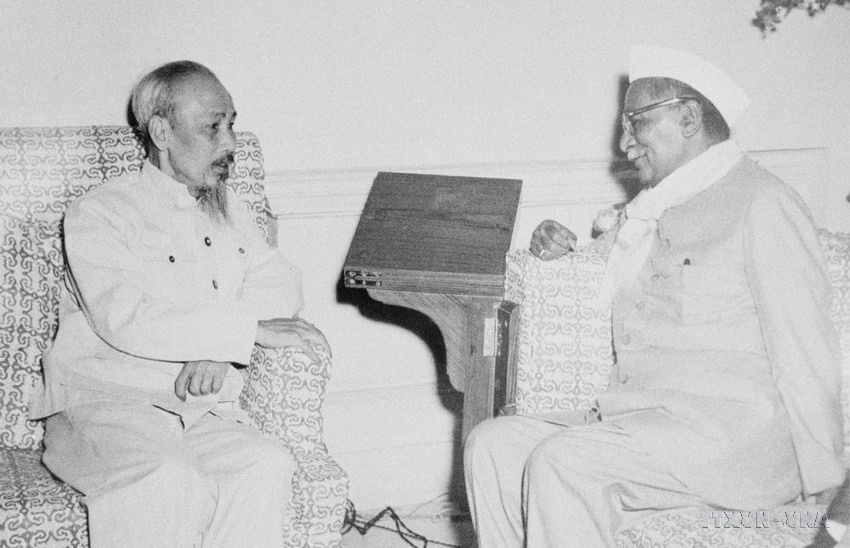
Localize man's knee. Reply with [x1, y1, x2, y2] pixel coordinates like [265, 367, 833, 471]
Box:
[88, 456, 212, 518]
[524, 432, 590, 488]
[464, 417, 517, 468]
[465, 417, 502, 452]
[85, 457, 215, 548]
[241, 434, 297, 486]
[524, 425, 632, 491]
[153, 455, 215, 497]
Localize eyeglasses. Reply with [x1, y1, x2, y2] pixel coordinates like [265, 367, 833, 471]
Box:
[621, 97, 697, 135]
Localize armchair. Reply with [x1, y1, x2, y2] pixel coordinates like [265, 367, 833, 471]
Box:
[0, 127, 348, 547]
[500, 224, 850, 546]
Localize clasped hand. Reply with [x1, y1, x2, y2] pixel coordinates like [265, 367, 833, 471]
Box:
[175, 318, 330, 400]
[529, 219, 577, 260]
[175, 360, 230, 401]
[255, 317, 331, 359]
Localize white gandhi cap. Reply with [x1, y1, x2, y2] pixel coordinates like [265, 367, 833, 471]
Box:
[629, 45, 751, 127]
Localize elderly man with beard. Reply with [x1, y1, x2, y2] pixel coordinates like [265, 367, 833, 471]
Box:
[464, 46, 846, 546]
[29, 61, 325, 547]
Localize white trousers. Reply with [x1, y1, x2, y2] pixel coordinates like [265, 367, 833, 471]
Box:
[43, 401, 297, 548]
[464, 416, 709, 547]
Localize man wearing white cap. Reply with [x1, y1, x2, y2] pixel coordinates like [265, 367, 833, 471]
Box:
[464, 46, 846, 546]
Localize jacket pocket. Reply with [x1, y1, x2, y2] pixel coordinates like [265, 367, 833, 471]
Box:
[138, 234, 199, 303]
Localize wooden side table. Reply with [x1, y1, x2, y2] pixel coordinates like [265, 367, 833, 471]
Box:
[344, 172, 522, 440]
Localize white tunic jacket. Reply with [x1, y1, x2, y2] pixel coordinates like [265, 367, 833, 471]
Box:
[599, 157, 845, 508]
[31, 161, 304, 425]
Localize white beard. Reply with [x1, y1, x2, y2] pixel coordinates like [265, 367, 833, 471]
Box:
[197, 155, 234, 223]
[196, 179, 229, 223]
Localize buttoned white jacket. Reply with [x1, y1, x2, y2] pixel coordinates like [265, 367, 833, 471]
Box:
[31, 161, 304, 426]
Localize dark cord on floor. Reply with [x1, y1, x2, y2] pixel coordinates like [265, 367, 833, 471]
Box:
[342, 499, 464, 548]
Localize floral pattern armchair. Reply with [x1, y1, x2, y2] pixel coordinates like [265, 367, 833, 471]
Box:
[0, 127, 349, 547]
[503, 223, 850, 547]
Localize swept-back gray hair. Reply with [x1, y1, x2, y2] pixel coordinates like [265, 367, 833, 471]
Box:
[131, 60, 218, 153]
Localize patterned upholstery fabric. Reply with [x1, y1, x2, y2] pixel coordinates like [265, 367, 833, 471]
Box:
[241, 345, 350, 547]
[0, 447, 88, 547]
[616, 503, 828, 547]
[821, 229, 850, 463]
[0, 127, 348, 548]
[0, 126, 270, 235]
[504, 245, 613, 415]
[504, 229, 850, 547]
[0, 215, 62, 450]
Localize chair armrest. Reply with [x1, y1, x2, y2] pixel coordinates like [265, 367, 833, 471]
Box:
[239, 344, 350, 544]
[240, 344, 332, 449]
[504, 247, 615, 416]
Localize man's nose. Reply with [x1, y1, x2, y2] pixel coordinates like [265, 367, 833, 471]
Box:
[220, 127, 237, 152]
[619, 129, 633, 154]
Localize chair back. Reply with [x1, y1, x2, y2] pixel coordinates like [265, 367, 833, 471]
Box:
[0, 126, 269, 232]
[0, 126, 269, 450]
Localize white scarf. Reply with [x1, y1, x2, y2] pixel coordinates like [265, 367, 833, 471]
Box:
[597, 140, 744, 307]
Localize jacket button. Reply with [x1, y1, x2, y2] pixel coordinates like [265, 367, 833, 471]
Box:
[168, 255, 175, 263]
[238, 247, 245, 254]
[212, 279, 218, 290]
[204, 237, 212, 246]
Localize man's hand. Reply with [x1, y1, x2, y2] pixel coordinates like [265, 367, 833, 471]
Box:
[255, 317, 331, 360]
[530, 220, 577, 261]
[175, 360, 231, 401]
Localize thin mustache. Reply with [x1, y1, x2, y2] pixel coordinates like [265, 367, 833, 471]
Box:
[213, 153, 235, 168]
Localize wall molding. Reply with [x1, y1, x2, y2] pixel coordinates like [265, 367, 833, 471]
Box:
[265, 158, 632, 219]
[265, 148, 830, 223]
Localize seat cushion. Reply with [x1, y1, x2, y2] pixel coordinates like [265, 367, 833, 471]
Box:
[0, 447, 88, 547]
[618, 503, 826, 547]
[0, 214, 63, 450]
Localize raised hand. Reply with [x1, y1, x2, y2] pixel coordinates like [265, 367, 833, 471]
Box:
[530, 219, 577, 261]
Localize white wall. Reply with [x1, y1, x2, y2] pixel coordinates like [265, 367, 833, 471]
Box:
[2, 0, 848, 510]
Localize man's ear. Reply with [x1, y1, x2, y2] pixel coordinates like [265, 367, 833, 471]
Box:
[148, 115, 171, 152]
[679, 100, 703, 138]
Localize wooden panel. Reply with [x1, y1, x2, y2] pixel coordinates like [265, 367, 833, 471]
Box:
[344, 172, 522, 294]
[493, 300, 520, 416]
[347, 267, 505, 295]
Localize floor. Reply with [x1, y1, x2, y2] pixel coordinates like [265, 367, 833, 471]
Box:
[340, 495, 477, 548]
[340, 515, 476, 548]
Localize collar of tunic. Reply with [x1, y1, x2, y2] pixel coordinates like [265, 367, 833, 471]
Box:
[141, 160, 198, 210]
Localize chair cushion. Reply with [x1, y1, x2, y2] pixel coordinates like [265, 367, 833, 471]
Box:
[0, 447, 88, 547]
[0, 214, 63, 450]
[617, 503, 826, 547]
